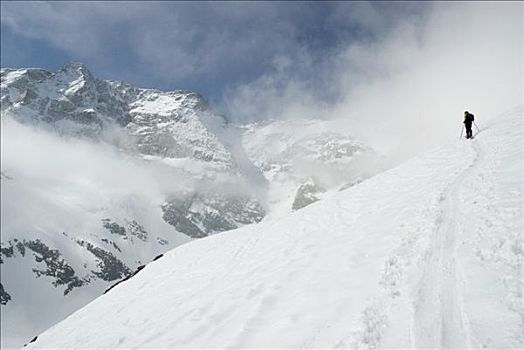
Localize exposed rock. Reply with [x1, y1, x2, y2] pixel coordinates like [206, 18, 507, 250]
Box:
[104, 264, 145, 295]
[161, 199, 212, 239]
[125, 220, 148, 242]
[1, 239, 27, 263]
[76, 240, 131, 282]
[153, 254, 164, 261]
[0, 242, 14, 263]
[292, 179, 325, 211]
[24, 239, 85, 295]
[1, 283, 11, 305]
[23, 335, 38, 347]
[102, 219, 126, 236]
[2, 239, 85, 294]
[162, 193, 265, 238]
[15, 239, 26, 256]
[101, 238, 122, 252]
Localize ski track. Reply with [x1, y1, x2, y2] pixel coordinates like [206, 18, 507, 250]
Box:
[330, 140, 478, 350]
[413, 139, 477, 349]
[346, 136, 481, 349]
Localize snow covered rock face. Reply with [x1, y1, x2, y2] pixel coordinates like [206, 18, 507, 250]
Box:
[1, 63, 233, 166]
[162, 193, 265, 239]
[126, 90, 234, 165]
[0, 283, 11, 305]
[292, 178, 325, 210]
[1, 63, 122, 135]
[241, 119, 383, 215]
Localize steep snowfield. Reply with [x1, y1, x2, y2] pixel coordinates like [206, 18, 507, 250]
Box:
[25, 108, 523, 349]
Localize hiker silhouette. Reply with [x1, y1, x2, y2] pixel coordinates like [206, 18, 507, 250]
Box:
[464, 111, 475, 139]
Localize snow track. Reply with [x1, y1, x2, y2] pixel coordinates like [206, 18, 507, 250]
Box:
[413, 113, 524, 349]
[413, 139, 477, 348]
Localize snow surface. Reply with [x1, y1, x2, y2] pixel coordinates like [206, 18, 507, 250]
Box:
[25, 108, 523, 349]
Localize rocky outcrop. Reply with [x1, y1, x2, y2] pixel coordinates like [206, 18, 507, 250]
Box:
[292, 179, 325, 210]
[75, 240, 131, 282]
[162, 193, 265, 238]
[1, 239, 85, 295]
[0, 283, 11, 305]
[1, 235, 132, 295]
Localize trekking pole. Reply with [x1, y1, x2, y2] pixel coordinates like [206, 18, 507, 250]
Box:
[473, 121, 480, 132]
[460, 124, 464, 139]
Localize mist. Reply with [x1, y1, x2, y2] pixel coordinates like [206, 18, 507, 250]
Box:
[225, 2, 523, 163]
[1, 118, 241, 210]
[1, 115, 268, 210]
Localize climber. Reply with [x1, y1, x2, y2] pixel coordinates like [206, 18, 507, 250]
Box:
[464, 111, 475, 139]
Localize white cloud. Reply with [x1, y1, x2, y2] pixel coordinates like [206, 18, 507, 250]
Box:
[0, 2, 422, 93]
[225, 2, 523, 161]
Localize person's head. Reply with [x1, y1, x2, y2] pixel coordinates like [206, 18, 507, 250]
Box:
[464, 110, 468, 115]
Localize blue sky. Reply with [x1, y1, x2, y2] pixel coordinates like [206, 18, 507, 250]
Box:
[0, 2, 425, 107]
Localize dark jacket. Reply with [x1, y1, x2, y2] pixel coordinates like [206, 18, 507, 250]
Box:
[464, 112, 474, 124]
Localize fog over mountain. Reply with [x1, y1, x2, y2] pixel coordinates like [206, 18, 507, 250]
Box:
[0, 1, 522, 349]
[1, 62, 382, 348]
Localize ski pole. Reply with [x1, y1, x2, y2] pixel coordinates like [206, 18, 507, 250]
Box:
[473, 121, 480, 132]
[460, 125, 464, 139]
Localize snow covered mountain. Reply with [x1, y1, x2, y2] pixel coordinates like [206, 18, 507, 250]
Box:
[240, 118, 384, 217]
[23, 108, 523, 349]
[1, 62, 266, 236]
[1, 62, 381, 348]
[0, 62, 267, 348]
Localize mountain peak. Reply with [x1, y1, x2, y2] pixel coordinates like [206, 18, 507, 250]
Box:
[61, 60, 88, 70]
[58, 61, 94, 81]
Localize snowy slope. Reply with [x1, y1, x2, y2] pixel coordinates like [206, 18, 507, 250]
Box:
[25, 109, 523, 349]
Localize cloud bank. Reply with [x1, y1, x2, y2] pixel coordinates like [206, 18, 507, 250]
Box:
[225, 2, 523, 160]
[0, 2, 424, 101]
[1, 2, 522, 161]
